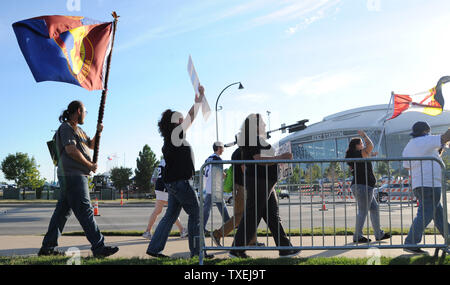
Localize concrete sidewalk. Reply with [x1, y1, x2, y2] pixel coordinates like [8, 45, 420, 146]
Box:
[0, 235, 446, 260]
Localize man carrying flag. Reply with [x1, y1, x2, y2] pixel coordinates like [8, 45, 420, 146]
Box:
[12, 14, 119, 258]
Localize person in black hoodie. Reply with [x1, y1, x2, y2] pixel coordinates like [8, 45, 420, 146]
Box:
[146, 85, 212, 259]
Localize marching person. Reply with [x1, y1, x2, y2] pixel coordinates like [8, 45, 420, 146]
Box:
[39, 100, 119, 258]
[230, 113, 300, 258]
[146, 85, 213, 259]
[202, 142, 230, 234]
[142, 158, 188, 240]
[345, 130, 390, 243]
[402, 121, 450, 254]
[211, 146, 263, 247]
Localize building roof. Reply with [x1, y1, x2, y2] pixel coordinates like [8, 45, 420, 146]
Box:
[279, 104, 450, 145]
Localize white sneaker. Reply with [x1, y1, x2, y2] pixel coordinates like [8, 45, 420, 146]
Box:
[142, 231, 152, 240]
[180, 228, 188, 238]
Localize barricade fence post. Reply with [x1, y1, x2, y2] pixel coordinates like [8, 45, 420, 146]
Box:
[198, 157, 448, 265]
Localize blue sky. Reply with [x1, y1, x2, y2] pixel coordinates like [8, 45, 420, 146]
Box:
[1, 0, 450, 183]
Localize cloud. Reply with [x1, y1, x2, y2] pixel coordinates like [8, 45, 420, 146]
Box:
[117, 1, 342, 51]
[280, 70, 363, 97]
[285, 0, 341, 35]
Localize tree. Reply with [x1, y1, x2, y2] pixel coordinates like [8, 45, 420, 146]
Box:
[1, 152, 45, 199]
[110, 167, 132, 192]
[135, 145, 159, 193]
[305, 164, 321, 184]
[324, 162, 345, 181]
[375, 161, 389, 179]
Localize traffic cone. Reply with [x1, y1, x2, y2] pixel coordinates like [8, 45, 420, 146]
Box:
[120, 190, 124, 206]
[93, 198, 100, 216]
[319, 201, 328, 211]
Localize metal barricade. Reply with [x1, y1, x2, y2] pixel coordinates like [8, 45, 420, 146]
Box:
[198, 157, 449, 265]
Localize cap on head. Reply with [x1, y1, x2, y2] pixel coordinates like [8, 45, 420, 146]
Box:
[213, 141, 224, 151]
[410, 121, 430, 138]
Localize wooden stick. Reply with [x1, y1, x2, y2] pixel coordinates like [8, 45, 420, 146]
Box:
[93, 12, 119, 164]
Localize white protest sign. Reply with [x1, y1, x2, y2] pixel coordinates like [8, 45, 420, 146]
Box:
[187, 55, 211, 120]
[275, 141, 293, 180]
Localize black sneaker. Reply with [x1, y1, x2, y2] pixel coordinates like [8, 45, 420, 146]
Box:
[38, 248, 65, 256]
[146, 251, 170, 258]
[403, 248, 430, 255]
[93, 246, 119, 258]
[279, 249, 301, 258]
[376, 233, 391, 241]
[353, 236, 372, 243]
[229, 250, 250, 259]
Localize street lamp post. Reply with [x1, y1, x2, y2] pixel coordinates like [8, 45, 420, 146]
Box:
[215, 82, 244, 141]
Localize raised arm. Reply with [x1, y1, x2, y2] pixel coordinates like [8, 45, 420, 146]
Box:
[358, 130, 374, 158]
[182, 85, 205, 132]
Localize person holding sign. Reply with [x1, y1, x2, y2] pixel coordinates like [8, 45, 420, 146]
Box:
[146, 85, 213, 259]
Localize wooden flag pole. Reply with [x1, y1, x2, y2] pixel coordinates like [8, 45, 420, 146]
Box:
[93, 11, 119, 164]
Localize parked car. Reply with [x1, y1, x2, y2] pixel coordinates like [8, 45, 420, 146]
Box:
[375, 183, 416, 203]
[224, 192, 233, 205]
[278, 189, 290, 199]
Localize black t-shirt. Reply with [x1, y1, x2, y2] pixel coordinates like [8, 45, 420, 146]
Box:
[231, 148, 244, 186]
[162, 141, 195, 183]
[240, 137, 278, 187]
[346, 150, 376, 187]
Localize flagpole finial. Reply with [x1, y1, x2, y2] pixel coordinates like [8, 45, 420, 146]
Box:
[112, 11, 120, 21]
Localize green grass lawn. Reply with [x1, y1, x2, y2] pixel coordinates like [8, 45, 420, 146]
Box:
[0, 255, 448, 265]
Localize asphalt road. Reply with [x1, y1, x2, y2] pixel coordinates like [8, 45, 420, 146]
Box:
[0, 193, 448, 236]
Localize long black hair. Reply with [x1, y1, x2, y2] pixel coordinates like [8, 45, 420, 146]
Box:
[237, 113, 265, 147]
[59, 100, 83, 123]
[158, 109, 183, 142]
[345, 138, 362, 158]
[345, 137, 362, 167]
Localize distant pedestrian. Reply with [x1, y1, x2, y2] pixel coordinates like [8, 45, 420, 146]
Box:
[39, 100, 118, 258]
[142, 158, 187, 240]
[402, 121, 450, 254]
[230, 113, 299, 258]
[345, 130, 390, 243]
[146, 85, 213, 259]
[202, 142, 230, 233]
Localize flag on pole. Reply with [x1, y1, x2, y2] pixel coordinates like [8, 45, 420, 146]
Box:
[12, 15, 113, 91]
[388, 76, 449, 120]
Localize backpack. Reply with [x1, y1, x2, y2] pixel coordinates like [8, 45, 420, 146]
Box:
[46, 127, 63, 166]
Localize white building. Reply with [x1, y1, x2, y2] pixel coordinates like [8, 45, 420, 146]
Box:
[278, 104, 450, 167]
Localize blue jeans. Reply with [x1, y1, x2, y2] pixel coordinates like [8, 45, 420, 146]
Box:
[147, 180, 201, 257]
[351, 184, 384, 240]
[405, 187, 450, 246]
[42, 176, 105, 254]
[203, 193, 230, 231]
